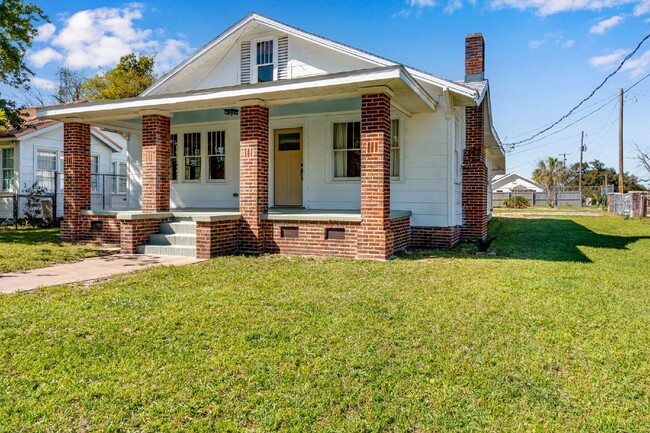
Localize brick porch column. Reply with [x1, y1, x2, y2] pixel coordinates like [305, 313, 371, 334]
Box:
[461, 102, 488, 241]
[357, 92, 392, 260]
[141, 114, 171, 213]
[239, 104, 269, 254]
[61, 122, 91, 241]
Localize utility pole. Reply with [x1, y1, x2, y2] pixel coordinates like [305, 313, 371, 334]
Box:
[619, 88, 624, 193]
[558, 153, 568, 168]
[579, 131, 584, 206]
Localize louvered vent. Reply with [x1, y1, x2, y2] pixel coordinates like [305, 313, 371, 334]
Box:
[240, 41, 251, 84]
[277, 36, 289, 80]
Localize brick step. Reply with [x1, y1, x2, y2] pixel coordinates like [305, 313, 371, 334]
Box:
[159, 221, 196, 235]
[148, 233, 196, 246]
[137, 244, 196, 257]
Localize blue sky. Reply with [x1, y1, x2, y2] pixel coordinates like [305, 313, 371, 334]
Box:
[15, 0, 650, 183]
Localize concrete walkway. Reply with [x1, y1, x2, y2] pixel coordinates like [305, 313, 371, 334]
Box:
[0, 254, 204, 294]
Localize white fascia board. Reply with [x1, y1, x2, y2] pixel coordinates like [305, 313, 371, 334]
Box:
[11, 122, 62, 141]
[406, 68, 481, 102]
[38, 66, 436, 120]
[90, 129, 122, 153]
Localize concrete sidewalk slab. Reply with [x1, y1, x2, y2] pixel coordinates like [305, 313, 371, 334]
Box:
[0, 254, 204, 294]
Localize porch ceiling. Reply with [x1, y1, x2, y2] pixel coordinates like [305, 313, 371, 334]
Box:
[36, 66, 436, 123]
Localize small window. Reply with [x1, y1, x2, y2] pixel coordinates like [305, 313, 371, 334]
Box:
[170, 134, 178, 181]
[391, 119, 400, 177]
[2, 148, 15, 191]
[113, 161, 127, 194]
[256, 39, 274, 83]
[281, 227, 299, 238]
[208, 131, 226, 180]
[184, 132, 201, 181]
[90, 155, 99, 192]
[333, 122, 361, 178]
[326, 228, 345, 240]
[278, 132, 300, 151]
[36, 149, 57, 192]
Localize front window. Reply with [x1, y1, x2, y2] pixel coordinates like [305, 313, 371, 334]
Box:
[2, 148, 15, 191]
[333, 122, 361, 178]
[256, 39, 274, 83]
[184, 132, 201, 181]
[208, 130, 225, 180]
[36, 149, 57, 192]
[170, 134, 178, 181]
[391, 119, 400, 177]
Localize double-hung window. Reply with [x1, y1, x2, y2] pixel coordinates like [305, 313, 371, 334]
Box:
[113, 161, 127, 194]
[333, 120, 401, 178]
[90, 155, 99, 192]
[36, 149, 57, 192]
[207, 131, 226, 180]
[184, 132, 201, 181]
[170, 134, 178, 181]
[256, 39, 274, 83]
[2, 148, 15, 191]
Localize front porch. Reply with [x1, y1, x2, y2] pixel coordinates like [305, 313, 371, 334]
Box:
[79, 208, 412, 259]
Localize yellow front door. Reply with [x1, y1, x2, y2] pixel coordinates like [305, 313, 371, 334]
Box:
[274, 128, 303, 206]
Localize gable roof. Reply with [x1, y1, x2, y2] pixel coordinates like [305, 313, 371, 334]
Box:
[141, 12, 486, 104]
[492, 173, 542, 189]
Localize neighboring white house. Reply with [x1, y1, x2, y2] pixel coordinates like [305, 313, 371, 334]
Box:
[492, 173, 543, 193]
[0, 108, 128, 218]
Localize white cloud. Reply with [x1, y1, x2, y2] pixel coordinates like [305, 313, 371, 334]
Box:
[445, 0, 464, 12]
[30, 77, 56, 90]
[564, 39, 576, 47]
[589, 48, 628, 67]
[634, 0, 650, 14]
[29, 47, 64, 67]
[529, 39, 545, 48]
[29, 5, 193, 73]
[409, 0, 436, 5]
[528, 32, 576, 49]
[590, 15, 625, 34]
[621, 49, 650, 76]
[34, 23, 56, 42]
[490, 0, 637, 16]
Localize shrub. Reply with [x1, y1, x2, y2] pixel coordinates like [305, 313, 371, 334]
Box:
[503, 196, 529, 209]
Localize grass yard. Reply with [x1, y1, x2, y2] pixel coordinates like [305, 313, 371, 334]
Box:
[0, 228, 102, 273]
[1, 215, 649, 432]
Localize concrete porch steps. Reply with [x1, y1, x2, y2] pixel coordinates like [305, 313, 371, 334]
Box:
[137, 218, 197, 257]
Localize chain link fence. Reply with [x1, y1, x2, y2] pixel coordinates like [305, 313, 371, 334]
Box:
[0, 172, 127, 228]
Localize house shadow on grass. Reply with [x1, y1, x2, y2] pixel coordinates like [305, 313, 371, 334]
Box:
[401, 217, 650, 263]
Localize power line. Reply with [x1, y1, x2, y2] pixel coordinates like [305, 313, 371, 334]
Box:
[504, 32, 650, 149]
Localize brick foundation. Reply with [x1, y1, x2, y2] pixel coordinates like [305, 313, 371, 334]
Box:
[412, 226, 462, 250]
[239, 105, 269, 254]
[120, 219, 166, 254]
[61, 122, 91, 241]
[358, 92, 392, 260]
[264, 220, 361, 258]
[391, 216, 411, 254]
[142, 114, 171, 213]
[196, 220, 240, 259]
[80, 215, 121, 243]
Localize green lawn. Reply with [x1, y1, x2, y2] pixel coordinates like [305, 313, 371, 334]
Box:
[1, 216, 649, 432]
[0, 228, 102, 273]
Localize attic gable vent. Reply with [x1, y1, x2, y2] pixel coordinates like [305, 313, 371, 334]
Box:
[240, 41, 251, 84]
[278, 35, 288, 80]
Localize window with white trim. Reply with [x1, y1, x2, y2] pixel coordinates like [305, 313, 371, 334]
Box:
[113, 161, 127, 194]
[184, 132, 201, 181]
[36, 149, 57, 192]
[170, 133, 178, 181]
[256, 39, 274, 83]
[2, 148, 15, 191]
[90, 155, 99, 192]
[333, 120, 400, 178]
[207, 130, 226, 180]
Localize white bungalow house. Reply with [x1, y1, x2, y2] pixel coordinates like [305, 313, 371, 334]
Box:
[0, 108, 128, 220]
[37, 13, 505, 260]
[492, 173, 543, 193]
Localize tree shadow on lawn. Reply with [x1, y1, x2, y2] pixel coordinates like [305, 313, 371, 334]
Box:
[0, 228, 61, 246]
[402, 217, 650, 263]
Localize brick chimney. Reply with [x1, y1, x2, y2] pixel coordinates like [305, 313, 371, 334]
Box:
[465, 33, 485, 82]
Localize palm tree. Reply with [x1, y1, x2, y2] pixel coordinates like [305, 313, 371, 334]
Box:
[532, 157, 568, 207]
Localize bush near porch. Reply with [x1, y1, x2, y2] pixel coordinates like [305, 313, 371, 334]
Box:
[1, 215, 649, 431]
[0, 228, 101, 273]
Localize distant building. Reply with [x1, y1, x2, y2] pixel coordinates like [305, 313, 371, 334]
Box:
[492, 173, 544, 193]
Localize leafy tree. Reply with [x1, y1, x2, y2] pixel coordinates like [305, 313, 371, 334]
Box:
[81, 54, 156, 101]
[566, 159, 646, 192]
[532, 157, 569, 207]
[634, 143, 650, 183]
[0, 0, 47, 127]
